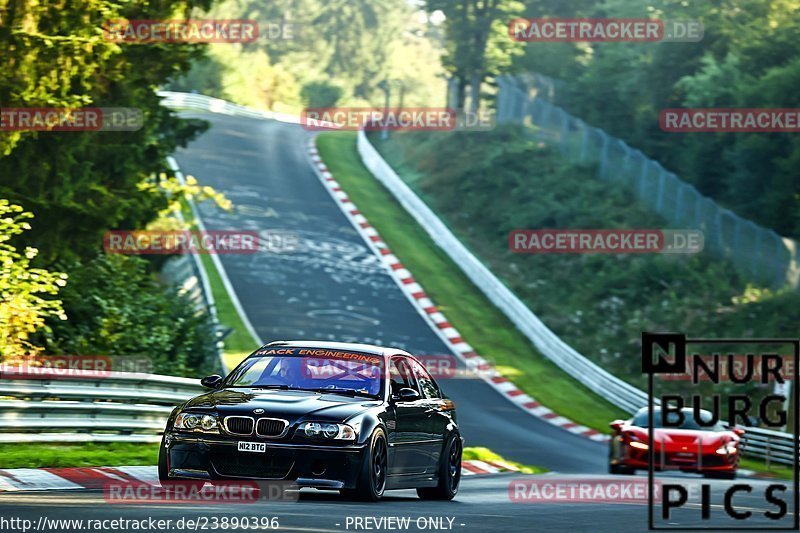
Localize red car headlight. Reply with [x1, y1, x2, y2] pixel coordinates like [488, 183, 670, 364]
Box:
[627, 434, 649, 450]
[715, 443, 738, 455]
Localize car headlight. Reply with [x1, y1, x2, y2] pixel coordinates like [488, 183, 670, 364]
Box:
[174, 412, 219, 433]
[715, 443, 738, 455]
[297, 422, 356, 441]
[628, 435, 648, 450]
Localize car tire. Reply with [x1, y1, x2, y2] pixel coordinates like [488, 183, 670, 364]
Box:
[417, 433, 462, 501]
[157, 434, 170, 483]
[608, 463, 635, 475]
[342, 428, 388, 502]
[158, 434, 205, 492]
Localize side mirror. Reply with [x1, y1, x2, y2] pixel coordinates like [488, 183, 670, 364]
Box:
[201, 375, 223, 389]
[610, 419, 625, 432]
[392, 387, 421, 402]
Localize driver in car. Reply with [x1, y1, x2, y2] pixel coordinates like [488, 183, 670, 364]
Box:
[276, 358, 304, 387]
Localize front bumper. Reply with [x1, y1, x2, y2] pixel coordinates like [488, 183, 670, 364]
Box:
[165, 432, 368, 489]
[618, 448, 739, 472]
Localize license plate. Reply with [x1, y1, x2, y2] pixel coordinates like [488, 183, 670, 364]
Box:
[238, 441, 266, 453]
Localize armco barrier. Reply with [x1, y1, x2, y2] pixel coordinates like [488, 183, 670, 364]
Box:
[154, 91, 794, 463]
[0, 370, 203, 443]
[158, 91, 300, 124]
[739, 426, 797, 467]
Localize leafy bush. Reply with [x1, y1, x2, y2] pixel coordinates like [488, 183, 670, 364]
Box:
[0, 200, 67, 357]
[301, 81, 344, 108]
[45, 254, 217, 377]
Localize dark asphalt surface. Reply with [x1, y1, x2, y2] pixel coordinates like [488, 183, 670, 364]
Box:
[0, 112, 790, 532]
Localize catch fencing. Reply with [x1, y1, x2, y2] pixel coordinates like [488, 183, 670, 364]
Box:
[495, 74, 799, 289]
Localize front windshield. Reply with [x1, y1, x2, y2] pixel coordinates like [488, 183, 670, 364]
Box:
[632, 409, 725, 431]
[224, 347, 384, 398]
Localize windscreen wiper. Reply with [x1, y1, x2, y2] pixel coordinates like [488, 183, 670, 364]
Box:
[250, 384, 290, 390]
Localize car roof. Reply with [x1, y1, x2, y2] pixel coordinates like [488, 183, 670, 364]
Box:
[263, 340, 412, 358]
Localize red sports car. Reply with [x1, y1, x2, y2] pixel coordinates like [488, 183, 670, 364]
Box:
[608, 407, 744, 479]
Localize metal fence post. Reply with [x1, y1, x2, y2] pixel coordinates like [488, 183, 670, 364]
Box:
[655, 168, 666, 213]
[639, 156, 649, 198]
[539, 101, 552, 140]
[766, 439, 771, 470]
[752, 230, 763, 274]
[694, 193, 703, 228]
[675, 183, 684, 222]
[598, 133, 610, 179]
[774, 236, 786, 287]
[580, 122, 589, 162]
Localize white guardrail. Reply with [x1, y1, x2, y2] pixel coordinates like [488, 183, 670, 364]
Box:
[0, 371, 203, 443]
[157, 91, 301, 124]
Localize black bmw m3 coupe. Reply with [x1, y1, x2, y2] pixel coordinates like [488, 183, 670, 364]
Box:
[159, 341, 462, 501]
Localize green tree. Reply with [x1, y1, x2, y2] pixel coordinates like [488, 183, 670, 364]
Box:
[45, 254, 217, 376]
[427, 0, 524, 112]
[0, 0, 214, 262]
[0, 200, 67, 358]
[300, 81, 344, 107]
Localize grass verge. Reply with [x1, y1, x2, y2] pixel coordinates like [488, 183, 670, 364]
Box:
[739, 457, 794, 480]
[316, 131, 625, 432]
[0, 443, 159, 469]
[179, 200, 256, 371]
[196, 253, 255, 370]
[463, 447, 548, 474]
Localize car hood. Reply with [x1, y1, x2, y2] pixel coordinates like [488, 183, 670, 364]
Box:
[181, 387, 382, 424]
